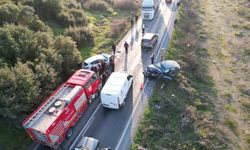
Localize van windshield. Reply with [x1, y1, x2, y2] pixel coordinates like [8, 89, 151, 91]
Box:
[142, 39, 151, 43]
[142, 7, 153, 11]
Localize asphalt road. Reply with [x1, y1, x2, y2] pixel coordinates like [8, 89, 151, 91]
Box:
[33, 0, 179, 149]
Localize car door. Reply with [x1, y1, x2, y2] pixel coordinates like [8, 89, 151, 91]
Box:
[91, 60, 100, 68]
[152, 35, 158, 45]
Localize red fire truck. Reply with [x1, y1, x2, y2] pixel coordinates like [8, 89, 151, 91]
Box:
[22, 69, 102, 148]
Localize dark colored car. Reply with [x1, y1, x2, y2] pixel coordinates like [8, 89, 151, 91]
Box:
[143, 60, 180, 80]
[165, 0, 172, 3]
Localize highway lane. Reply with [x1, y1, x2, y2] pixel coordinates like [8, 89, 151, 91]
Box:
[70, 1, 179, 150]
[33, 0, 180, 149]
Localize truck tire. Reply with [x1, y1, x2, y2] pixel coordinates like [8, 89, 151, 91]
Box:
[94, 84, 102, 98]
[66, 128, 73, 139]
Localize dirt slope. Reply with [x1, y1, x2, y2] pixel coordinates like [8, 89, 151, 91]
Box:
[200, 0, 250, 149]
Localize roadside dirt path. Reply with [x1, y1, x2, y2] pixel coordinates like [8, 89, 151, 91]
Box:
[200, 0, 250, 149]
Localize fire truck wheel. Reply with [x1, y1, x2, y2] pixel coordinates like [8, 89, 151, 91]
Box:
[88, 95, 94, 104]
[94, 84, 102, 98]
[66, 128, 73, 139]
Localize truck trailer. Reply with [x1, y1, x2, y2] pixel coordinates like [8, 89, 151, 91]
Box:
[22, 69, 102, 148]
[141, 0, 160, 20]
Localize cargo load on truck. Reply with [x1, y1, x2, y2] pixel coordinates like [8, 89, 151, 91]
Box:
[22, 69, 102, 149]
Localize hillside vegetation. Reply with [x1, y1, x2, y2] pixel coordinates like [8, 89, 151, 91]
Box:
[132, 0, 249, 149]
[0, 0, 139, 149]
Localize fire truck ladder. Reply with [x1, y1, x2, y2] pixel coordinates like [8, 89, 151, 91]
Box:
[23, 84, 70, 128]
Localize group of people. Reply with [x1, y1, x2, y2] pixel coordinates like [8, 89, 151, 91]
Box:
[90, 55, 115, 85]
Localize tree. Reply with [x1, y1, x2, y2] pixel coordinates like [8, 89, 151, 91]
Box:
[34, 60, 58, 98]
[54, 35, 82, 79]
[0, 24, 39, 65]
[64, 26, 94, 48]
[0, 62, 39, 125]
[0, 3, 20, 25]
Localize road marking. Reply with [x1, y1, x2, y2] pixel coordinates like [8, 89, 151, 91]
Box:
[69, 103, 101, 149]
[115, 2, 177, 150]
[156, 3, 177, 61]
[115, 79, 149, 150]
[33, 143, 39, 150]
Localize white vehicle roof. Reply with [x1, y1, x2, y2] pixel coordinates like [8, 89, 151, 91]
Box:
[142, 0, 154, 5]
[101, 72, 131, 96]
[142, 33, 156, 40]
[84, 54, 105, 64]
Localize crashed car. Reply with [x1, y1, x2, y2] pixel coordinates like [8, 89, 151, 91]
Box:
[82, 53, 111, 70]
[143, 60, 180, 80]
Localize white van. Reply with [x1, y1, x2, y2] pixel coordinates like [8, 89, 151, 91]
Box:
[142, 0, 159, 20]
[101, 72, 133, 109]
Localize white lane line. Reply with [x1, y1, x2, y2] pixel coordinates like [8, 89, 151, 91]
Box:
[33, 143, 39, 150]
[69, 103, 101, 149]
[115, 79, 149, 150]
[156, 3, 176, 60]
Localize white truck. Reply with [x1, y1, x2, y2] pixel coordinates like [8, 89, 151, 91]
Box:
[142, 0, 159, 20]
[101, 72, 133, 109]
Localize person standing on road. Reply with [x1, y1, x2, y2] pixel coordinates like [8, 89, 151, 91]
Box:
[142, 24, 145, 35]
[109, 55, 115, 72]
[151, 53, 155, 64]
[130, 19, 134, 26]
[124, 41, 129, 54]
[112, 42, 116, 55]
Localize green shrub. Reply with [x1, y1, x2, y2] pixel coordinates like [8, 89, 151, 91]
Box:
[0, 3, 20, 25]
[64, 26, 94, 48]
[84, 0, 109, 11]
[69, 8, 88, 26]
[33, 0, 62, 20]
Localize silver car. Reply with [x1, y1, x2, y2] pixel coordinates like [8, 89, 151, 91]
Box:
[82, 53, 111, 70]
[141, 33, 158, 49]
[74, 136, 100, 150]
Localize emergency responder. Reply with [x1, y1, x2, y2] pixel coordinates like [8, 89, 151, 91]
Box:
[151, 53, 155, 64]
[124, 41, 129, 54]
[112, 42, 116, 55]
[142, 24, 145, 35]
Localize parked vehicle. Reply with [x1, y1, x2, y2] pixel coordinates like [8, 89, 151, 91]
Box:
[74, 136, 100, 150]
[141, 33, 158, 49]
[142, 0, 159, 20]
[82, 53, 112, 70]
[165, 0, 172, 4]
[22, 69, 102, 149]
[101, 72, 133, 109]
[143, 60, 180, 80]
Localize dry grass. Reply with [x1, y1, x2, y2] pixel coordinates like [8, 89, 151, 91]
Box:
[200, 0, 250, 149]
[114, 0, 140, 10]
[109, 19, 127, 38]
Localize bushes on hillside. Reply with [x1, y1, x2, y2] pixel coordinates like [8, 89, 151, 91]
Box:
[0, 3, 20, 25]
[109, 19, 127, 38]
[0, 62, 39, 124]
[84, 0, 109, 11]
[64, 26, 94, 48]
[114, 0, 139, 10]
[33, 0, 88, 27]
